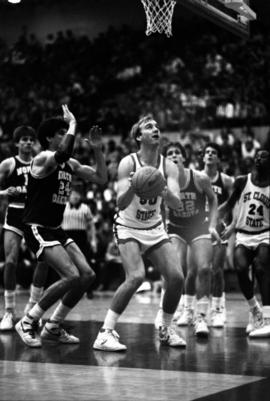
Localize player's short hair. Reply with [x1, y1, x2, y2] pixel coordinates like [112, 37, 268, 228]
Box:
[203, 142, 222, 159]
[130, 115, 153, 147]
[162, 141, 186, 160]
[38, 117, 68, 149]
[13, 126, 36, 143]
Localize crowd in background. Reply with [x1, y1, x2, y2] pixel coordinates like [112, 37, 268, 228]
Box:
[0, 24, 269, 292]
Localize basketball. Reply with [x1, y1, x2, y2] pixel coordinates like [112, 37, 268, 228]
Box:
[131, 166, 166, 199]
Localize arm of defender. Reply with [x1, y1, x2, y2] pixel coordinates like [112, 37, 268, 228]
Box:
[70, 126, 107, 185]
[161, 159, 181, 210]
[218, 176, 247, 218]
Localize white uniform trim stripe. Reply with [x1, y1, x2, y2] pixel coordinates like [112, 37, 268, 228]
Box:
[31, 225, 60, 259]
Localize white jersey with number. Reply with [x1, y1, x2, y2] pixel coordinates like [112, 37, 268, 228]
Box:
[235, 173, 270, 234]
[115, 153, 166, 229]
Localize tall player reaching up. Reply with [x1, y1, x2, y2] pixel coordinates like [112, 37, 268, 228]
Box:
[0, 126, 47, 330]
[93, 116, 186, 351]
[220, 148, 270, 337]
[16, 105, 107, 347]
[203, 143, 234, 328]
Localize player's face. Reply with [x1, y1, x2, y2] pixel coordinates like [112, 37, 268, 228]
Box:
[255, 150, 270, 169]
[17, 136, 35, 153]
[51, 128, 67, 148]
[69, 190, 81, 205]
[139, 119, 160, 145]
[203, 147, 219, 165]
[166, 146, 184, 166]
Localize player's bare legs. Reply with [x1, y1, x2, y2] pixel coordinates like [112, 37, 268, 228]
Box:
[211, 243, 227, 327]
[191, 238, 213, 337]
[234, 245, 263, 334]
[0, 231, 21, 331]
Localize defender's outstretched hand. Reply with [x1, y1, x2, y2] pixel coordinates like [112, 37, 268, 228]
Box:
[62, 104, 76, 125]
[87, 125, 103, 150]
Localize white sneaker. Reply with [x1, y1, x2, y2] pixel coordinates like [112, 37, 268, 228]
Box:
[154, 309, 162, 330]
[93, 329, 127, 351]
[15, 319, 41, 348]
[41, 324, 80, 344]
[0, 312, 15, 331]
[177, 308, 194, 326]
[211, 309, 225, 328]
[246, 306, 263, 334]
[249, 318, 270, 338]
[194, 315, 209, 337]
[159, 326, 186, 347]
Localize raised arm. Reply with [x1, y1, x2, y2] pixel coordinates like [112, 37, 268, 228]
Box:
[70, 126, 107, 185]
[116, 156, 136, 211]
[32, 104, 77, 177]
[161, 158, 181, 210]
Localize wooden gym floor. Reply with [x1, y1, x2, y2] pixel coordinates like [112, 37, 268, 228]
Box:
[0, 290, 270, 401]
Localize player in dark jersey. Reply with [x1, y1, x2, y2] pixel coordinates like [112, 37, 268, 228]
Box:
[0, 126, 37, 330]
[220, 148, 270, 337]
[155, 142, 220, 337]
[15, 105, 107, 348]
[203, 143, 234, 328]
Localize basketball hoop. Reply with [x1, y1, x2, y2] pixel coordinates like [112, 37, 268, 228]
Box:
[141, 0, 177, 37]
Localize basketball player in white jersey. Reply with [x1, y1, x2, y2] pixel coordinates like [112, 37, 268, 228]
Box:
[93, 115, 186, 351]
[203, 143, 234, 328]
[220, 148, 270, 337]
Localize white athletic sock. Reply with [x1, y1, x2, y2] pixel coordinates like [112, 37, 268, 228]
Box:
[29, 285, 44, 304]
[196, 296, 209, 316]
[212, 297, 222, 310]
[102, 309, 120, 331]
[4, 290, 15, 312]
[50, 302, 71, 324]
[185, 295, 195, 309]
[159, 288, 165, 309]
[248, 296, 260, 310]
[26, 304, 44, 321]
[161, 311, 174, 327]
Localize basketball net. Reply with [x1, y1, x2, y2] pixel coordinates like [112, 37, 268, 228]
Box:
[141, 0, 177, 37]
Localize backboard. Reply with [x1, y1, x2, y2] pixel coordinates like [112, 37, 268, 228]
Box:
[177, 0, 256, 38]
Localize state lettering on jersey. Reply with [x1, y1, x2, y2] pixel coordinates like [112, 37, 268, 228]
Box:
[136, 209, 156, 221]
[246, 216, 264, 228]
[253, 191, 270, 208]
[173, 192, 199, 218]
[52, 170, 72, 206]
[17, 165, 31, 176]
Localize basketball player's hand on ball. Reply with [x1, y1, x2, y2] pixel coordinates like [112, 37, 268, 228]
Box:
[6, 186, 21, 197]
[62, 104, 76, 125]
[87, 126, 103, 149]
[128, 172, 135, 191]
[209, 226, 221, 244]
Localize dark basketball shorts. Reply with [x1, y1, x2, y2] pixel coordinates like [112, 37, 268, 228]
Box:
[3, 206, 25, 237]
[167, 222, 211, 245]
[24, 224, 74, 259]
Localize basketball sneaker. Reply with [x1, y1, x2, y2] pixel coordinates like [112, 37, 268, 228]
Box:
[246, 305, 263, 334]
[41, 324, 80, 344]
[0, 312, 15, 331]
[194, 315, 209, 337]
[158, 326, 186, 347]
[15, 318, 41, 348]
[93, 329, 127, 351]
[211, 309, 225, 328]
[177, 308, 194, 326]
[249, 318, 270, 338]
[24, 302, 43, 328]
